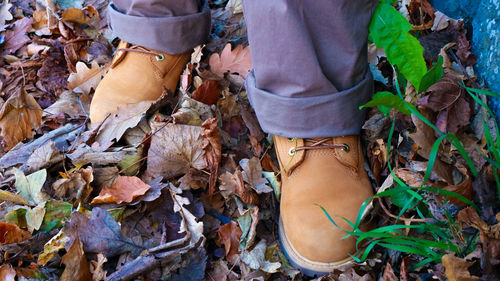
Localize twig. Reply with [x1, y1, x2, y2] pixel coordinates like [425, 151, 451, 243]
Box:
[376, 197, 431, 223]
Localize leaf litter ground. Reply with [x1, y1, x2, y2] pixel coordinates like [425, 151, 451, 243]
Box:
[0, 0, 499, 280]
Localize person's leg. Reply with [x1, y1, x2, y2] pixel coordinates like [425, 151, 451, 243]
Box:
[89, 0, 211, 123]
[244, 0, 376, 138]
[242, 0, 377, 276]
[108, 0, 210, 54]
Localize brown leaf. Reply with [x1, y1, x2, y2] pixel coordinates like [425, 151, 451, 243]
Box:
[0, 221, 32, 245]
[53, 166, 93, 204]
[0, 87, 42, 151]
[37, 46, 69, 96]
[202, 117, 221, 194]
[68, 61, 109, 94]
[44, 90, 86, 118]
[61, 6, 99, 25]
[0, 264, 16, 281]
[395, 168, 423, 187]
[441, 254, 479, 281]
[239, 158, 272, 194]
[192, 80, 220, 105]
[91, 176, 150, 204]
[408, 0, 435, 30]
[146, 123, 207, 180]
[90, 253, 107, 281]
[217, 221, 242, 264]
[219, 170, 258, 205]
[1, 17, 32, 55]
[420, 76, 464, 112]
[94, 100, 153, 145]
[60, 236, 92, 281]
[382, 262, 399, 281]
[209, 44, 252, 78]
[442, 169, 472, 206]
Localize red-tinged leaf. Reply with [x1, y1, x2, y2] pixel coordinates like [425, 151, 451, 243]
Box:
[91, 176, 151, 204]
[192, 80, 220, 105]
[0, 222, 32, 245]
[201, 117, 221, 194]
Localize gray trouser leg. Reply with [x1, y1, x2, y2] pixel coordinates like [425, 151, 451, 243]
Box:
[108, 0, 211, 54]
[243, 0, 378, 138]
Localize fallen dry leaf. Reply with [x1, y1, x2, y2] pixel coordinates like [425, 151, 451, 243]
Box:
[202, 117, 222, 194]
[219, 170, 258, 205]
[0, 87, 43, 151]
[1, 17, 32, 55]
[192, 80, 220, 105]
[0, 190, 30, 205]
[441, 254, 479, 281]
[44, 91, 86, 118]
[0, 221, 32, 245]
[90, 253, 107, 281]
[217, 221, 242, 264]
[382, 262, 399, 281]
[0, 264, 16, 281]
[53, 166, 93, 204]
[68, 61, 109, 94]
[95, 100, 153, 145]
[209, 43, 252, 78]
[146, 123, 207, 180]
[239, 158, 273, 194]
[91, 176, 150, 204]
[61, 6, 99, 25]
[63, 208, 143, 258]
[60, 236, 92, 281]
[0, 0, 13, 32]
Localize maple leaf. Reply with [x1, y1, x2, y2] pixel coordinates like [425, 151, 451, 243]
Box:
[60, 236, 92, 281]
[146, 123, 207, 180]
[0, 88, 43, 151]
[91, 176, 151, 204]
[68, 61, 109, 94]
[209, 43, 252, 78]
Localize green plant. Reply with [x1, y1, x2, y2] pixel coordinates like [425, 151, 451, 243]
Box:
[321, 0, 500, 269]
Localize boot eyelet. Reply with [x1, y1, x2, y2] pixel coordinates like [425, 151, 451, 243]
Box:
[341, 144, 350, 153]
[156, 54, 165, 61]
[287, 138, 296, 142]
[288, 147, 296, 156]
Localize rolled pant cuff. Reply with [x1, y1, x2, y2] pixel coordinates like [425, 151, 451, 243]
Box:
[108, 2, 211, 54]
[245, 70, 374, 138]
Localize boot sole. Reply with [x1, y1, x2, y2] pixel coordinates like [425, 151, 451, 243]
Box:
[278, 218, 357, 277]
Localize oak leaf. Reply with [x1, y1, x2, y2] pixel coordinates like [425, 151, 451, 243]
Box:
[91, 176, 150, 204]
[60, 236, 92, 281]
[209, 43, 252, 78]
[68, 61, 109, 94]
[0, 0, 13, 32]
[0, 88, 43, 151]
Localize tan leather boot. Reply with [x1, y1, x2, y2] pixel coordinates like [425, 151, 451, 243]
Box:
[89, 41, 190, 123]
[274, 135, 373, 276]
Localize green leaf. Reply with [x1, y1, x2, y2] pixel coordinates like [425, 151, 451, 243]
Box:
[13, 168, 49, 206]
[360, 91, 411, 115]
[369, 3, 427, 88]
[40, 200, 72, 232]
[263, 171, 280, 200]
[5, 208, 28, 228]
[418, 56, 444, 92]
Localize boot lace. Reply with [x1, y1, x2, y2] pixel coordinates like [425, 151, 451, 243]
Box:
[116, 46, 165, 61]
[287, 138, 350, 156]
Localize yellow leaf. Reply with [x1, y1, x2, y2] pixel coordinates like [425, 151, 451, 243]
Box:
[0, 190, 29, 205]
[38, 230, 68, 266]
[442, 254, 479, 281]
